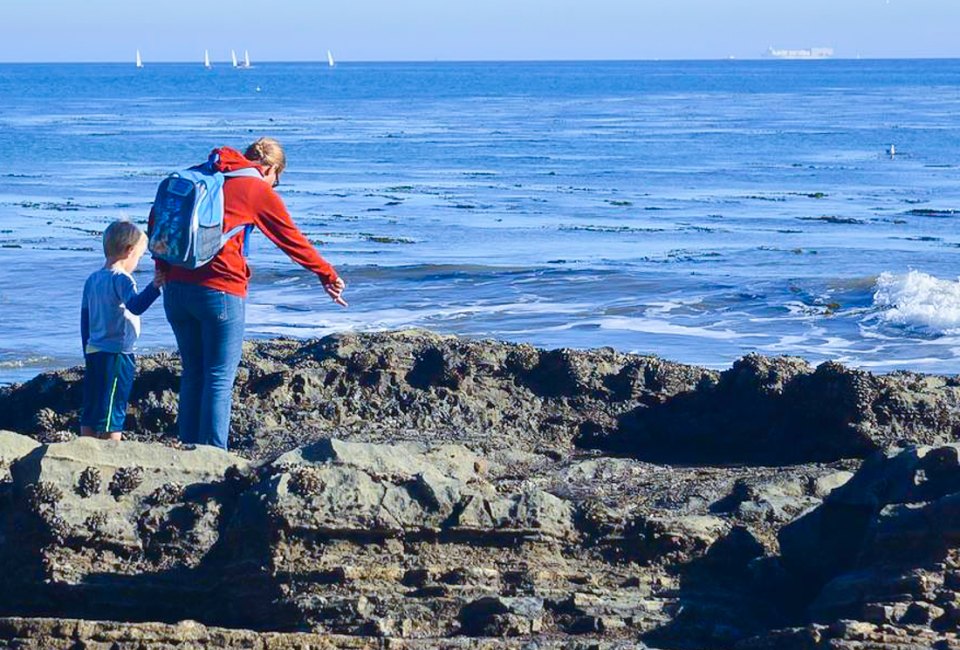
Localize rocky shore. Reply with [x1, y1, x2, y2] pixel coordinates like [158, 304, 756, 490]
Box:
[0, 330, 958, 648]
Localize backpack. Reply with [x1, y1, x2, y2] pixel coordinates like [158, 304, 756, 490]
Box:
[148, 153, 261, 269]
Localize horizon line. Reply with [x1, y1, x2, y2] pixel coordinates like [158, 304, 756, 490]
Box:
[2, 55, 959, 64]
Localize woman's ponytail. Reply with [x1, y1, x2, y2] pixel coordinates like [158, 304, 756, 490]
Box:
[244, 137, 287, 173]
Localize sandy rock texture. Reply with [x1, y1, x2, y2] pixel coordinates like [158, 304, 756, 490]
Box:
[0, 330, 958, 648]
[0, 616, 642, 649]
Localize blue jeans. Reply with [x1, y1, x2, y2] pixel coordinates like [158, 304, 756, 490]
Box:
[163, 282, 245, 450]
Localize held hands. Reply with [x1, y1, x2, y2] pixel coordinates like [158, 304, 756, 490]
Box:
[323, 276, 348, 307]
[152, 269, 167, 289]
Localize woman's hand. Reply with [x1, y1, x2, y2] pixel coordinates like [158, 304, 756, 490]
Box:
[323, 276, 348, 307]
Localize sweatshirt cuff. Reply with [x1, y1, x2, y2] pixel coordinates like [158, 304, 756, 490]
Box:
[319, 270, 339, 285]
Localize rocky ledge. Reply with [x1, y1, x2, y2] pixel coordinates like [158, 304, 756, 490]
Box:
[0, 330, 957, 649]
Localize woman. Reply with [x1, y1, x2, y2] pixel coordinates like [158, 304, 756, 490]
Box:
[155, 137, 346, 450]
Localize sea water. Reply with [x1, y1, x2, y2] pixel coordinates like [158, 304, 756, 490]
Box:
[1, 59, 959, 384]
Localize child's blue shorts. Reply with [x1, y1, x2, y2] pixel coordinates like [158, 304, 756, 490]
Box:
[81, 351, 135, 433]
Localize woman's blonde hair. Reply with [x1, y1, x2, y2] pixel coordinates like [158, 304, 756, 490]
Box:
[244, 137, 286, 174]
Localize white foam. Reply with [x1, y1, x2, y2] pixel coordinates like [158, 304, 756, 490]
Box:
[244, 299, 593, 337]
[873, 270, 960, 334]
[593, 316, 752, 340]
[643, 299, 699, 316]
[0, 356, 53, 369]
[843, 356, 948, 369]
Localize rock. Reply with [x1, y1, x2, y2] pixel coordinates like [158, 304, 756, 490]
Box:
[210, 437, 581, 634]
[11, 437, 246, 556]
[4, 332, 958, 467]
[901, 601, 945, 625]
[457, 596, 544, 636]
[625, 514, 729, 564]
[0, 615, 643, 648]
[860, 601, 912, 624]
[738, 619, 958, 649]
[780, 445, 960, 584]
[0, 332, 708, 460]
[735, 625, 826, 650]
[770, 443, 960, 646]
[455, 489, 576, 540]
[0, 333, 959, 647]
[0, 431, 40, 481]
[255, 438, 574, 540]
[581, 354, 960, 465]
[811, 471, 854, 499]
[732, 479, 820, 525]
[553, 591, 666, 636]
[810, 567, 938, 622]
[2, 437, 248, 621]
[275, 437, 484, 484]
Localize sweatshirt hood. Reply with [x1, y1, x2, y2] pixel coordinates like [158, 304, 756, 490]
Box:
[209, 147, 262, 174]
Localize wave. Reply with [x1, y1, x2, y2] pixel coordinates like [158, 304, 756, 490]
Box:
[873, 270, 960, 334]
[0, 356, 55, 370]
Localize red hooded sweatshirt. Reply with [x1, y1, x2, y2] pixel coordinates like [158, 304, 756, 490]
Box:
[152, 147, 339, 298]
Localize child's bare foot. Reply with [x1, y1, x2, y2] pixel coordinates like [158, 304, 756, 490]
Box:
[103, 431, 122, 442]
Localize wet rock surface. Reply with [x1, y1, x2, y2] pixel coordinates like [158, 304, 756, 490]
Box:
[0, 330, 956, 648]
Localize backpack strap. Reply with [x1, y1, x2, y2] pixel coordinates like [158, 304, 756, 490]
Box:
[221, 167, 263, 256]
[242, 224, 254, 256]
[222, 223, 256, 257]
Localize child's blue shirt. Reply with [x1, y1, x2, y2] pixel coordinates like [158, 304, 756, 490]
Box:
[80, 266, 160, 355]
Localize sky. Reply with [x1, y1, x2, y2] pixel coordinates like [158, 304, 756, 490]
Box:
[0, 0, 957, 62]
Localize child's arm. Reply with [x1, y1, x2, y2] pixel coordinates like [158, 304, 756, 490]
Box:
[125, 283, 161, 316]
[80, 306, 90, 354]
[80, 281, 89, 354]
[115, 274, 161, 316]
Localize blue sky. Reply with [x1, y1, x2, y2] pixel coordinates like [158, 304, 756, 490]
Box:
[0, 0, 956, 62]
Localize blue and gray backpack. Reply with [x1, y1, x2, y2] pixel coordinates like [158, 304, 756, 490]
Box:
[148, 152, 261, 269]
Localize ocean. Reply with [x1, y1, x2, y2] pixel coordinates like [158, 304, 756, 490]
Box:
[1, 59, 959, 385]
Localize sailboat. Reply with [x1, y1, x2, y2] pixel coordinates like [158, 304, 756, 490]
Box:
[231, 50, 238, 68]
[204, 49, 212, 69]
[242, 50, 252, 68]
[327, 50, 335, 67]
[135, 49, 143, 69]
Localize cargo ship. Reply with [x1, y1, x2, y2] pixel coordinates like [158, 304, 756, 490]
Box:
[766, 47, 834, 59]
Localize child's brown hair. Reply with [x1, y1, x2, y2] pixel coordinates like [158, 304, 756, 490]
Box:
[102, 220, 144, 258]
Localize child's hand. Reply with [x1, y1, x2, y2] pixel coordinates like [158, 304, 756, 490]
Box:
[323, 277, 348, 307]
[152, 270, 167, 288]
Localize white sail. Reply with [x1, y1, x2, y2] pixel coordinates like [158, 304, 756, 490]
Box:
[135, 49, 143, 68]
[204, 49, 211, 68]
[244, 50, 251, 68]
[231, 50, 238, 67]
[327, 50, 335, 67]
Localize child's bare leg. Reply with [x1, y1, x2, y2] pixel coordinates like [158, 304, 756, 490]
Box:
[103, 431, 123, 442]
[80, 426, 96, 437]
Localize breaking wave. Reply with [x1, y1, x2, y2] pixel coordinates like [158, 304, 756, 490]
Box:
[873, 270, 960, 334]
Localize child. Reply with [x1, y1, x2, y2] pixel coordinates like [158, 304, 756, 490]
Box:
[80, 220, 165, 441]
